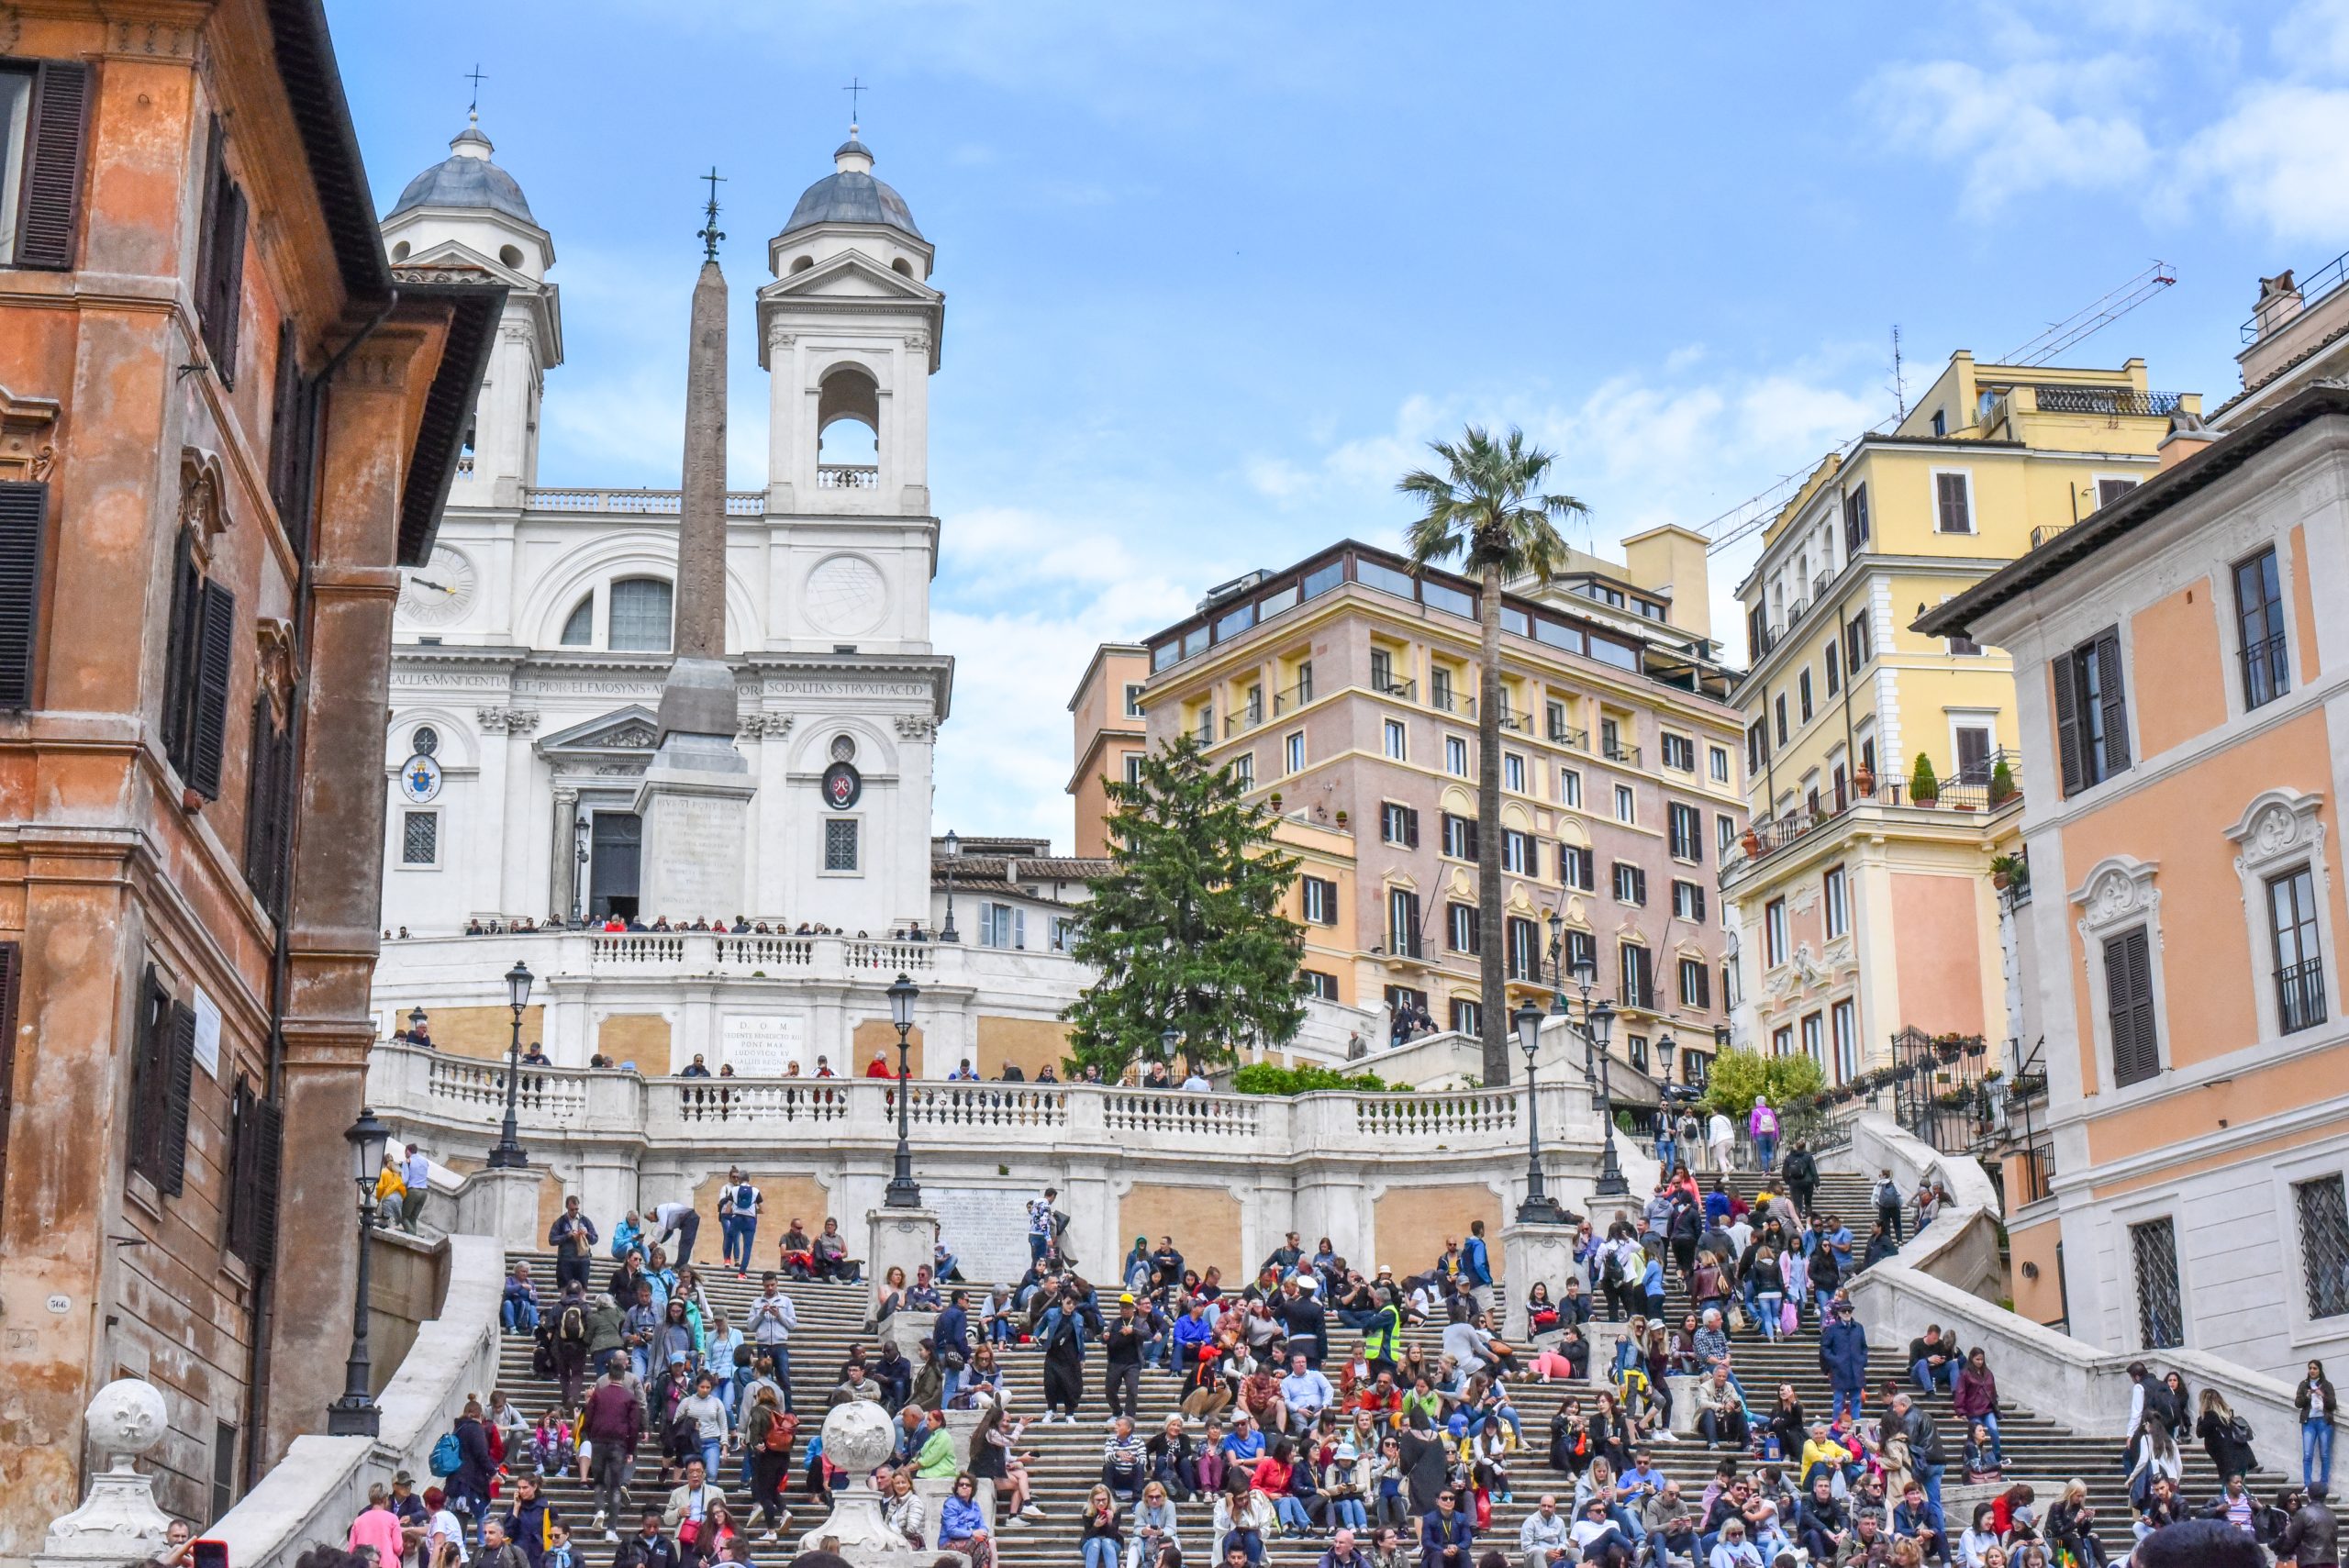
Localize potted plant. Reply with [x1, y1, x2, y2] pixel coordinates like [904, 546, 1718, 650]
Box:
[1742, 827, 1763, 857]
[1909, 752, 1940, 806]
[1990, 852, 2030, 895]
[1334, 808, 1349, 828]
[1987, 758, 2018, 806]
[1854, 762, 1876, 795]
[1269, 791, 1285, 812]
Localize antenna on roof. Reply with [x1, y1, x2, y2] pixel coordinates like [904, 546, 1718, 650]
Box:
[1890, 325, 1907, 418]
[2000, 261, 2176, 367]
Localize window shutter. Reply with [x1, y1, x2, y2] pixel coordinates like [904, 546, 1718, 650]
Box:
[2095, 631, 2130, 773]
[16, 61, 91, 269]
[1634, 868, 1648, 904]
[0, 482, 48, 706]
[2051, 650, 2084, 797]
[1464, 819, 1478, 861]
[1693, 884, 1707, 922]
[160, 999, 195, 1195]
[0, 941, 17, 1215]
[1526, 839, 1540, 879]
[1696, 963, 1711, 1009]
[2106, 929, 2160, 1087]
[195, 120, 248, 384]
[127, 969, 169, 1187]
[162, 530, 200, 768]
[1404, 808, 1419, 850]
[189, 581, 235, 799]
[250, 1095, 283, 1267]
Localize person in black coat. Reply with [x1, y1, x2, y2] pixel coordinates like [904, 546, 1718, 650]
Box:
[1397, 1410, 1452, 1518]
[450, 1403, 496, 1536]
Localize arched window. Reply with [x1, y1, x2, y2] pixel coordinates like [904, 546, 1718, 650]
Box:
[607, 577, 674, 651]
[559, 595, 593, 647]
[790, 255, 815, 274]
[817, 364, 880, 476]
[891, 257, 911, 277]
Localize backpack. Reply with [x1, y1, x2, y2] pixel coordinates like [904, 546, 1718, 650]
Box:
[559, 1305, 588, 1344]
[763, 1410, 799, 1453]
[2226, 1414, 2254, 1445]
[429, 1430, 462, 1477]
[1875, 1179, 1900, 1210]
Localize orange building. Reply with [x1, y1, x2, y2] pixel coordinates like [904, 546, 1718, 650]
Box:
[0, 2, 495, 1544]
[1066, 642, 1149, 858]
[1920, 383, 2349, 1379]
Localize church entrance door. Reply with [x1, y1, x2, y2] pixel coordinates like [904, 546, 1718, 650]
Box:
[588, 810, 641, 920]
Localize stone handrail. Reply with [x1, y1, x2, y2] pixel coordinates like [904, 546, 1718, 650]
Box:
[1832, 1109, 2004, 1217]
[365, 1040, 1598, 1167]
[209, 1230, 503, 1568]
[1847, 1204, 2317, 1475]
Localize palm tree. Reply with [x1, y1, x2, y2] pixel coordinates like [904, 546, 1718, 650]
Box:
[1399, 426, 1588, 1085]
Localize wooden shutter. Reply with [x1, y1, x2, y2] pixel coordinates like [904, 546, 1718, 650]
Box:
[1463, 818, 1478, 861]
[161, 529, 200, 769]
[188, 581, 235, 799]
[127, 968, 169, 1188]
[227, 1080, 285, 1270]
[242, 697, 295, 914]
[0, 482, 47, 706]
[160, 999, 195, 1195]
[16, 61, 91, 269]
[1694, 962, 1711, 1010]
[2105, 929, 2160, 1087]
[194, 119, 247, 384]
[1403, 808, 1419, 850]
[1691, 883, 1708, 922]
[2051, 650, 2084, 797]
[2095, 631, 2130, 773]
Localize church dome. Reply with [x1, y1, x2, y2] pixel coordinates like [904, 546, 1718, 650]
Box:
[388, 117, 537, 226]
[780, 133, 922, 240]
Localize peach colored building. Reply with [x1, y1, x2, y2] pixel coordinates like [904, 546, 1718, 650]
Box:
[1066, 642, 1149, 858]
[1920, 381, 2349, 1377]
[0, 2, 494, 1545]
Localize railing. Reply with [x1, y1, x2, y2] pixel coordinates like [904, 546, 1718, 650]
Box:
[1372, 675, 1416, 702]
[1550, 724, 1589, 750]
[1723, 751, 2027, 883]
[427, 1054, 588, 1123]
[2243, 632, 2290, 709]
[2028, 523, 2071, 550]
[522, 486, 765, 516]
[1272, 678, 1314, 714]
[713, 934, 813, 967]
[1619, 982, 1655, 1012]
[2243, 249, 2349, 341]
[2015, 1142, 2056, 1206]
[1353, 1090, 1518, 1140]
[2031, 386, 2185, 417]
[2279, 955, 2330, 1034]
[817, 464, 880, 489]
[1497, 706, 1527, 732]
[1102, 1092, 1262, 1140]
[1430, 688, 1465, 715]
[1226, 703, 1267, 737]
[589, 933, 687, 966]
[1602, 740, 1641, 767]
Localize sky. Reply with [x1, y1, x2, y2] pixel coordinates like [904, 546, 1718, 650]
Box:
[328, 1, 2349, 850]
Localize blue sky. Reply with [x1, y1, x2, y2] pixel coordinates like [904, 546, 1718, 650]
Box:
[329, 1, 2349, 850]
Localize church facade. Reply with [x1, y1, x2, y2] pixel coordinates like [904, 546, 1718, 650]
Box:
[378, 125, 950, 942]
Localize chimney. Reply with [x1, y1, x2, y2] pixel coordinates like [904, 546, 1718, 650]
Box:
[2157, 409, 2220, 472]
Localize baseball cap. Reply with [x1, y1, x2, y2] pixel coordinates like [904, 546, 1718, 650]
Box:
[1298, 1276, 1319, 1291]
[393, 1471, 416, 1486]
[1120, 1293, 1137, 1305]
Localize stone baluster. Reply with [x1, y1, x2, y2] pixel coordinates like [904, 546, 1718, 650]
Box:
[35, 1380, 171, 1568]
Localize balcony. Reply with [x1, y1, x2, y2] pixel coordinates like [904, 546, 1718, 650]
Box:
[816, 464, 881, 489]
[1549, 724, 1590, 751]
[523, 486, 767, 516]
[1272, 677, 1316, 715]
[2280, 955, 2330, 1034]
[1430, 688, 1467, 716]
[1372, 675, 1417, 702]
[1723, 748, 2027, 885]
[1602, 740, 1641, 767]
[1496, 705, 1528, 733]
[1226, 703, 1267, 738]
[2031, 386, 2186, 418]
[2029, 523, 2071, 550]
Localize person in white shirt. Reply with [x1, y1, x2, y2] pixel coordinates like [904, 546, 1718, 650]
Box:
[718, 1169, 762, 1276]
[1707, 1112, 1735, 1173]
[1518, 1496, 1571, 1568]
[424, 1487, 467, 1563]
[650, 1200, 701, 1269]
[1181, 1070, 1211, 1092]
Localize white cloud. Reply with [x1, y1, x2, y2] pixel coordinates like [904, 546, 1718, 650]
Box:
[1861, 56, 2154, 217]
[2184, 83, 2349, 241]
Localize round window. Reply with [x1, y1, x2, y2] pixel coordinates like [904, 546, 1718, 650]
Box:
[413, 726, 440, 756]
[830, 734, 856, 762]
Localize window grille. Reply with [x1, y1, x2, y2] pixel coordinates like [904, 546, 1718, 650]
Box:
[2296, 1174, 2349, 1321]
[402, 811, 438, 865]
[2130, 1216, 2184, 1350]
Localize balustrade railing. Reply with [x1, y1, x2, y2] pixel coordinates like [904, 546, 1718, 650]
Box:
[423, 1054, 588, 1124]
[817, 464, 880, 489]
[590, 933, 687, 966]
[1102, 1091, 1262, 1139]
[521, 486, 764, 515]
[1353, 1090, 1518, 1140]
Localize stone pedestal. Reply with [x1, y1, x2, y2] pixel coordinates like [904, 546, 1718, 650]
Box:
[1583, 1318, 1631, 1381]
[867, 1206, 940, 1330]
[885, 1308, 937, 1360]
[1499, 1218, 1579, 1342]
[453, 1166, 547, 1251]
[633, 724, 754, 919]
[36, 1380, 172, 1568]
[1665, 1373, 1703, 1436]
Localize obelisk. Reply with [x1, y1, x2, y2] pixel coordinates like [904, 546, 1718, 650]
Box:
[633, 183, 755, 925]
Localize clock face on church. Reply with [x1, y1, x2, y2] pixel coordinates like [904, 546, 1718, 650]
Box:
[804, 554, 887, 636]
[399, 546, 477, 626]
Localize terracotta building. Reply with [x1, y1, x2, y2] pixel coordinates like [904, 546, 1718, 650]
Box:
[1919, 374, 2348, 1377]
[1123, 537, 1745, 1084]
[0, 1, 495, 1546]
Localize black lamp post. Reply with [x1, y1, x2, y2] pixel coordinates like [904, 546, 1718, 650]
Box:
[327, 1106, 390, 1436]
[1589, 996, 1626, 1195]
[1161, 1026, 1182, 1080]
[1512, 999, 1565, 1224]
[407, 1004, 429, 1037]
[1544, 910, 1570, 1019]
[486, 961, 533, 1169]
[1656, 1031, 1677, 1086]
[939, 831, 961, 943]
[883, 973, 923, 1207]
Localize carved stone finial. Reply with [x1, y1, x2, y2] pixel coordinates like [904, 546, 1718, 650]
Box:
[35, 1379, 172, 1568]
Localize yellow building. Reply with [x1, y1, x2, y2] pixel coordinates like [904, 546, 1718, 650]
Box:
[1723, 351, 2201, 1081]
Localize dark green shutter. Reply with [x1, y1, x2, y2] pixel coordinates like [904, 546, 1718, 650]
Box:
[0, 482, 48, 706]
[16, 61, 90, 269]
[2096, 632, 2130, 773]
[2052, 650, 2083, 796]
[188, 581, 235, 799]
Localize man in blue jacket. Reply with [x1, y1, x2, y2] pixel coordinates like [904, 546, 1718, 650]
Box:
[1461, 1221, 1495, 1318]
[1819, 1299, 1870, 1423]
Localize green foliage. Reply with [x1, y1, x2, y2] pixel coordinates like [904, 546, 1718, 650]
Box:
[1062, 733, 1306, 1080]
[1987, 758, 2017, 805]
[1230, 1062, 1394, 1096]
[1702, 1047, 1827, 1117]
[1909, 751, 1939, 803]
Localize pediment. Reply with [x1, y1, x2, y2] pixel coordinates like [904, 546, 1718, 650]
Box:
[762, 249, 940, 304]
[538, 704, 661, 755]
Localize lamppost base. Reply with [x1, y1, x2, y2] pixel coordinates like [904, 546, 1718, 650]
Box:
[882, 1177, 924, 1209]
[326, 1396, 381, 1438]
[1515, 1195, 1569, 1226]
[485, 1143, 529, 1171]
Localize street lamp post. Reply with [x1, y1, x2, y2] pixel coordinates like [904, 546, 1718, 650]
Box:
[1656, 1031, 1677, 1086]
[1544, 910, 1570, 1020]
[486, 961, 533, 1169]
[883, 973, 923, 1207]
[939, 830, 961, 943]
[1511, 1000, 1566, 1224]
[1589, 996, 1626, 1196]
[327, 1106, 391, 1436]
[1161, 1026, 1182, 1081]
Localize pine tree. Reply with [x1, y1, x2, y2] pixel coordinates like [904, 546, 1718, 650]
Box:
[1063, 734, 1306, 1079]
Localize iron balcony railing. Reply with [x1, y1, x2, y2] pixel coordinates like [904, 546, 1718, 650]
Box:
[1372, 675, 1417, 702]
[2030, 523, 2072, 550]
[2243, 250, 2349, 341]
[2280, 955, 2329, 1034]
[2032, 386, 2186, 417]
[1272, 677, 1315, 714]
[1618, 980, 1655, 1012]
[1430, 688, 1470, 716]
[1496, 706, 1527, 732]
[2243, 632, 2291, 710]
[1724, 747, 2027, 882]
[1603, 740, 1642, 767]
[1550, 724, 1590, 750]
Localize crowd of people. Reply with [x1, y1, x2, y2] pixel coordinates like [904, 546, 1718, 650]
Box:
[247, 1151, 2341, 1568]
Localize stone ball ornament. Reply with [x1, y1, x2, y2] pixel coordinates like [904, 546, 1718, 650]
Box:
[87, 1378, 168, 1464]
[820, 1396, 895, 1475]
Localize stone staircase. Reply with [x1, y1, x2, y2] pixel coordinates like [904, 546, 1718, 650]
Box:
[474, 1176, 2254, 1564]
